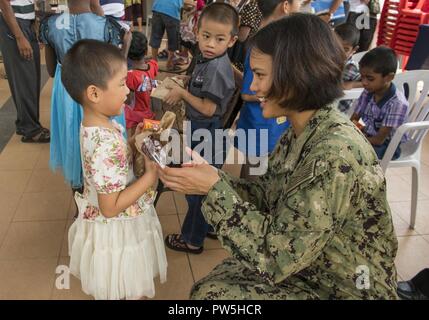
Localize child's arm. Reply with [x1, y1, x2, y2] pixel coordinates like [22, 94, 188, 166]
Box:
[164, 86, 217, 117]
[97, 157, 158, 218]
[366, 127, 392, 146]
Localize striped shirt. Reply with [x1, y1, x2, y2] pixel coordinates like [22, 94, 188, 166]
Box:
[7, 0, 35, 20]
[100, 0, 125, 18]
[354, 84, 409, 142]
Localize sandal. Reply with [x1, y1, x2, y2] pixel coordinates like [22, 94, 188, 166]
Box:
[157, 49, 168, 60]
[165, 234, 203, 254]
[21, 128, 50, 143]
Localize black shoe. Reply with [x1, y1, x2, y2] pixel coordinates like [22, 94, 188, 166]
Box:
[206, 232, 218, 240]
[21, 128, 50, 143]
[397, 269, 429, 300]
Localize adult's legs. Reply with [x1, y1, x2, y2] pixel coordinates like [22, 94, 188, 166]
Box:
[0, 17, 44, 138]
[191, 258, 320, 300]
[149, 12, 165, 61]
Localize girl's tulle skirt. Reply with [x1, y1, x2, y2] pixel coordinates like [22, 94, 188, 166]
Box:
[68, 205, 168, 300]
[49, 64, 126, 188]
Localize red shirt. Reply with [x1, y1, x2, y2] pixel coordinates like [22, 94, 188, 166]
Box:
[125, 60, 158, 128]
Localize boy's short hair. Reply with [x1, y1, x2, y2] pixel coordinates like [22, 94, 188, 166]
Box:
[359, 46, 398, 76]
[197, 2, 240, 36]
[61, 39, 126, 105]
[249, 13, 345, 112]
[257, 0, 292, 19]
[334, 23, 360, 48]
[128, 31, 148, 61]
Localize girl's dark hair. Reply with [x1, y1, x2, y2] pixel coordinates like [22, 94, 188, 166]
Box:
[256, 0, 293, 19]
[249, 13, 345, 112]
[359, 46, 398, 76]
[128, 31, 148, 61]
[198, 2, 240, 36]
[62, 39, 126, 105]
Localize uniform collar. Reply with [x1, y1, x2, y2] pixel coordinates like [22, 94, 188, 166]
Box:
[280, 104, 336, 173]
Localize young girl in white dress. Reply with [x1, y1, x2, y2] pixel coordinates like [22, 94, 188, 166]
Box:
[61, 38, 167, 300]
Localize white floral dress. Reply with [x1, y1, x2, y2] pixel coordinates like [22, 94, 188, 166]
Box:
[68, 121, 167, 300]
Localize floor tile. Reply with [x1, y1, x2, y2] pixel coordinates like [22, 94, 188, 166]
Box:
[0, 221, 10, 248]
[173, 192, 188, 215]
[188, 248, 230, 283]
[0, 220, 66, 260]
[400, 173, 429, 199]
[25, 169, 71, 193]
[0, 170, 32, 194]
[151, 250, 194, 300]
[156, 191, 178, 215]
[386, 175, 429, 202]
[395, 235, 429, 281]
[0, 258, 57, 299]
[51, 257, 93, 300]
[60, 220, 74, 258]
[391, 200, 429, 235]
[0, 192, 22, 223]
[35, 145, 51, 169]
[0, 150, 40, 171]
[13, 192, 71, 222]
[389, 203, 419, 236]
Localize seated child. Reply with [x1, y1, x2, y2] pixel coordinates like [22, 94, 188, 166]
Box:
[351, 47, 409, 160]
[163, 2, 238, 253]
[124, 31, 158, 132]
[334, 23, 362, 113]
[62, 39, 167, 300]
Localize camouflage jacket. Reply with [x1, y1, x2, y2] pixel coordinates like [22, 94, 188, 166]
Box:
[202, 104, 398, 299]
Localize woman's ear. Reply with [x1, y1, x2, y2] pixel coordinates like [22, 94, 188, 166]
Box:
[86, 85, 101, 104]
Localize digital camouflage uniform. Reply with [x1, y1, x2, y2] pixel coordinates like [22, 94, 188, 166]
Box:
[191, 104, 399, 300]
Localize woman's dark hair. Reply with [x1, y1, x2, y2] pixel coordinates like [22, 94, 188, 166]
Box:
[249, 13, 345, 112]
[62, 39, 126, 105]
[198, 2, 240, 36]
[359, 46, 398, 76]
[256, 0, 292, 19]
[128, 31, 148, 61]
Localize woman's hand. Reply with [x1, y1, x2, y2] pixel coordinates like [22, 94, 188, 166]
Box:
[158, 148, 219, 195]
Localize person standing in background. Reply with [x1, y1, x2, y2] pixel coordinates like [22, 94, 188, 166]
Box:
[0, 0, 50, 143]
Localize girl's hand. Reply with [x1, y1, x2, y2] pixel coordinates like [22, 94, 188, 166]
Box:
[164, 86, 184, 105]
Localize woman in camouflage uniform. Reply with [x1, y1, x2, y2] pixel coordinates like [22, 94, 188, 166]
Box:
[158, 13, 398, 300]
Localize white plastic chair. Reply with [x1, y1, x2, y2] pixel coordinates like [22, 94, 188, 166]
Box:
[380, 70, 429, 229]
[351, 51, 368, 65]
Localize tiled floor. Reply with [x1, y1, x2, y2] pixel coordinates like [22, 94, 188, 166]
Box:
[1, 61, 429, 300]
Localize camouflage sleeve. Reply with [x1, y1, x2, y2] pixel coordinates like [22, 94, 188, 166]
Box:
[202, 155, 359, 285]
[212, 170, 268, 211]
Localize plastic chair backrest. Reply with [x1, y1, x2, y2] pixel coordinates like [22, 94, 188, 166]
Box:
[393, 70, 429, 120]
[393, 70, 429, 143]
[351, 51, 368, 65]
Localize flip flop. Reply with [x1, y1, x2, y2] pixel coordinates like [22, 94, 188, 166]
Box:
[165, 234, 203, 254]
